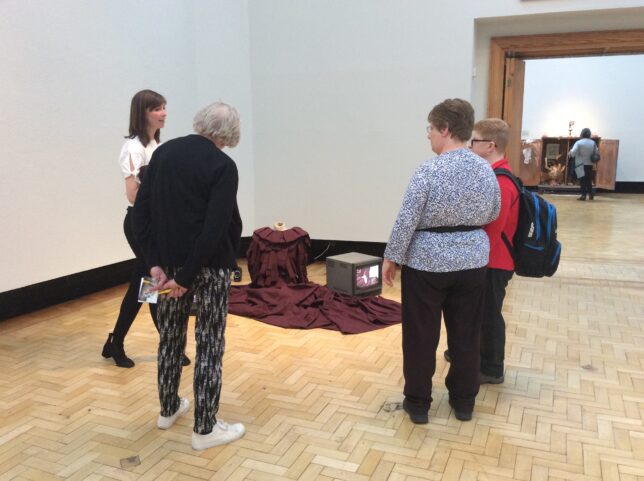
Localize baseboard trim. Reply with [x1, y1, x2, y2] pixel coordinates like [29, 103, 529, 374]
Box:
[1, 238, 388, 322]
[524, 183, 644, 194]
[0, 259, 136, 322]
[614, 182, 644, 193]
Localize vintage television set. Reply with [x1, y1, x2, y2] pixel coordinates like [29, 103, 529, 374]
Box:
[326, 252, 383, 297]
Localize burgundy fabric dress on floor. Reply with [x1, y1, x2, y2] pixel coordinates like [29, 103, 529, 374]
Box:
[228, 227, 401, 334]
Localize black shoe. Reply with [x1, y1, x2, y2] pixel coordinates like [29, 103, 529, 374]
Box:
[448, 399, 472, 421]
[443, 349, 451, 363]
[103, 334, 135, 368]
[589, 195, 594, 200]
[181, 354, 191, 366]
[402, 399, 428, 424]
[479, 373, 504, 385]
[102, 333, 113, 358]
[111, 345, 135, 368]
[577, 195, 586, 201]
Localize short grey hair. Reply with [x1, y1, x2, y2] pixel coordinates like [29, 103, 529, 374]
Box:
[193, 101, 240, 147]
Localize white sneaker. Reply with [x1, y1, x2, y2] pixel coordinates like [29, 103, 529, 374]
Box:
[191, 420, 245, 450]
[157, 397, 190, 429]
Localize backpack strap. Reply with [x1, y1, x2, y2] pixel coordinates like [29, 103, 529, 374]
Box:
[500, 232, 516, 263]
[493, 167, 523, 192]
[493, 167, 521, 263]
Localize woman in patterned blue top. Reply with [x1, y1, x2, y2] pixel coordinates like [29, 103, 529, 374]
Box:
[383, 98, 500, 424]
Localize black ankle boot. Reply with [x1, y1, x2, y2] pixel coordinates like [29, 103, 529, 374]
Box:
[111, 343, 135, 368]
[102, 333, 113, 358]
[102, 333, 134, 368]
[577, 195, 586, 201]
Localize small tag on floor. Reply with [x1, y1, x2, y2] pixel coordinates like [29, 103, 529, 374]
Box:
[120, 456, 141, 469]
[382, 401, 403, 412]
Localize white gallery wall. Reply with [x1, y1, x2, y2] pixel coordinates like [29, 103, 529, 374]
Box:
[249, 1, 644, 242]
[2, 0, 644, 294]
[522, 56, 644, 181]
[0, 0, 255, 293]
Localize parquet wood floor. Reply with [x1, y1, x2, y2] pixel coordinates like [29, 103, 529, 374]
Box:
[1, 194, 644, 480]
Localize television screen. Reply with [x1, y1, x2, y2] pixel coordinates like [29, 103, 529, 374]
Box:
[326, 252, 383, 297]
[355, 264, 380, 288]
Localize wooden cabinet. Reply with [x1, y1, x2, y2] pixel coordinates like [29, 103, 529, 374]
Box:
[519, 139, 542, 186]
[596, 139, 619, 190]
[519, 136, 619, 191]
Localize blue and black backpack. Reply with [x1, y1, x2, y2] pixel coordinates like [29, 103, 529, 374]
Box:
[494, 168, 562, 278]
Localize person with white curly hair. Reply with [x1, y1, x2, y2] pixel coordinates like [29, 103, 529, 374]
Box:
[133, 101, 244, 451]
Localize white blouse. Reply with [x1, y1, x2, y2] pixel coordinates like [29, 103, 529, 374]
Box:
[118, 137, 159, 183]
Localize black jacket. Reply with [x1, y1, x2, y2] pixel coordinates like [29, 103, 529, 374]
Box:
[133, 134, 242, 288]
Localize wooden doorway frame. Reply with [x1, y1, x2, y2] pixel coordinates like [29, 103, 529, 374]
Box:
[487, 29, 644, 174]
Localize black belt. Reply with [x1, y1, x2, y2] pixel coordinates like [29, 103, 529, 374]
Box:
[416, 225, 480, 233]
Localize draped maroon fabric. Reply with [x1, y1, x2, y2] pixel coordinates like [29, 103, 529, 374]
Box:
[228, 227, 401, 334]
[246, 227, 310, 287]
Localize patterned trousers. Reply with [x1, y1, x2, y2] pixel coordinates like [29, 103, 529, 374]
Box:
[157, 267, 231, 434]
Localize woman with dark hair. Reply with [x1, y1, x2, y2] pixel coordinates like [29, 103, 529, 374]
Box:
[102, 90, 190, 368]
[569, 127, 598, 200]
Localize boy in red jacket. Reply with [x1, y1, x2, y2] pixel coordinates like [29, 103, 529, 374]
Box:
[445, 118, 519, 384]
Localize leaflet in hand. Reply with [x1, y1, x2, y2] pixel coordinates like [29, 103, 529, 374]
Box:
[138, 276, 159, 304]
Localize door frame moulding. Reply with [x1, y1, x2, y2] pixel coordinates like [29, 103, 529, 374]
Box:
[488, 29, 644, 118]
[486, 29, 644, 173]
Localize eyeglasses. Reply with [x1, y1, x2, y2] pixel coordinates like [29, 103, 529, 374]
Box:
[426, 125, 432, 133]
[469, 139, 494, 148]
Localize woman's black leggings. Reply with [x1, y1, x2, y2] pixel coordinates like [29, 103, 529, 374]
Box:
[580, 165, 594, 196]
[111, 207, 158, 347]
